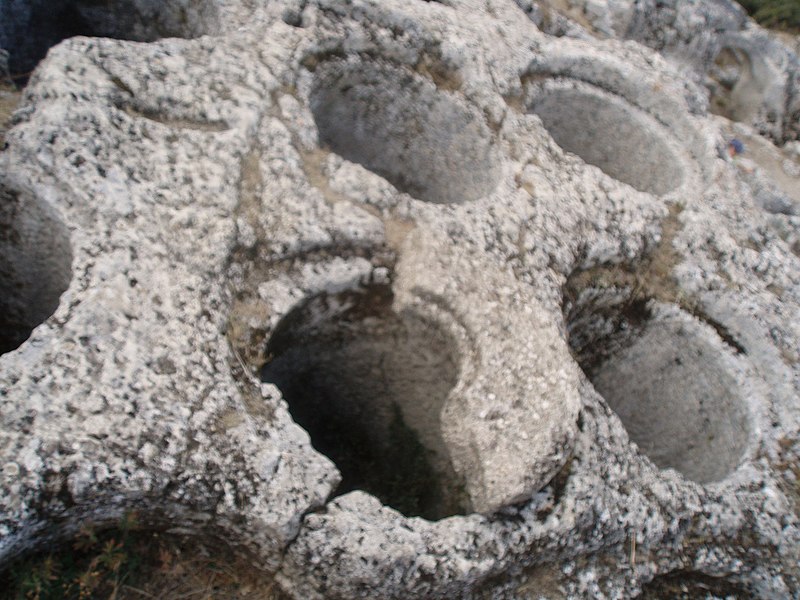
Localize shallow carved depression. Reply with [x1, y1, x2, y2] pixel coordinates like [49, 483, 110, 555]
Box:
[527, 81, 684, 196]
[0, 0, 219, 77]
[261, 282, 468, 520]
[309, 60, 501, 204]
[564, 286, 750, 483]
[0, 184, 72, 355]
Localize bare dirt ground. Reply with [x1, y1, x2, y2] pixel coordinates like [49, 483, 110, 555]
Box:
[113, 535, 286, 600]
[727, 121, 800, 201]
[0, 82, 21, 146]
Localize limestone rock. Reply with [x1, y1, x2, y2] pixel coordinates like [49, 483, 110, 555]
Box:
[521, 0, 800, 143]
[0, 0, 798, 598]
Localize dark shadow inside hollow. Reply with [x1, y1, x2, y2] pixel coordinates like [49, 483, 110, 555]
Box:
[0, 0, 219, 78]
[639, 570, 750, 599]
[261, 283, 468, 520]
[0, 523, 289, 600]
[527, 82, 684, 195]
[708, 45, 761, 125]
[0, 184, 72, 355]
[309, 60, 500, 204]
[563, 284, 750, 483]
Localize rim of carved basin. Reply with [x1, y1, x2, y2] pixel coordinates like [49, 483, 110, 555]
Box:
[0, 182, 72, 356]
[261, 280, 469, 521]
[308, 58, 502, 205]
[708, 42, 773, 127]
[564, 286, 751, 483]
[0, 0, 220, 78]
[526, 79, 685, 196]
[256, 230, 581, 516]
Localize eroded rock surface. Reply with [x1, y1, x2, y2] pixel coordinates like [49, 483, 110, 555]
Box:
[517, 0, 800, 143]
[0, 0, 798, 598]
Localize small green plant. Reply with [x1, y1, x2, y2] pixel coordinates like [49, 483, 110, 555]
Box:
[1, 516, 287, 600]
[3, 512, 145, 600]
[738, 0, 800, 31]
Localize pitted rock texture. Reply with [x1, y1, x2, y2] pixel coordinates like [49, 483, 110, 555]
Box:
[517, 0, 800, 144]
[0, 0, 799, 598]
[0, 0, 224, 77]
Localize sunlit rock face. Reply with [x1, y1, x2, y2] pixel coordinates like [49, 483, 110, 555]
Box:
[0, 0, 798, 598]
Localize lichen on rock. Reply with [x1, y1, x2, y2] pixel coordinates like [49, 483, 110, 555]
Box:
[0, 0, 798, 598]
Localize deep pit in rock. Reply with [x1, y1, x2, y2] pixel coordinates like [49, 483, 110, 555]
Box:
[708, 45, 763, 126]
[0, 184, 72, 355]
[0, 0, 219, 78]
[260, 282, 468, 520]
[563, 285, 750, 483]
[640, 570, 751, 599]
[309, 59, 501, 204]
[527, 81, 684, 196]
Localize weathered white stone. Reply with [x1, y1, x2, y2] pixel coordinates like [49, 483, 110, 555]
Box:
[0, 0, 798, 598]
[520, 0, 800, 142]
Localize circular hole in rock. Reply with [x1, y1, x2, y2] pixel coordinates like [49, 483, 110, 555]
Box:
[527, 82, 684, 195]
[709, 46, 762, 125]
[260, 282, 468, 520]
[0, 0, 219, 78]
[1, 184, 72, 355]
[563, 286, 750, 483]
[309, 60, 501, 204]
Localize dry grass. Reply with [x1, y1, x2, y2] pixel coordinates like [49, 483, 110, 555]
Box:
[564, 203, 686, 307]
[2, 527, 287, 600]
[114, 536, 285, 600]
